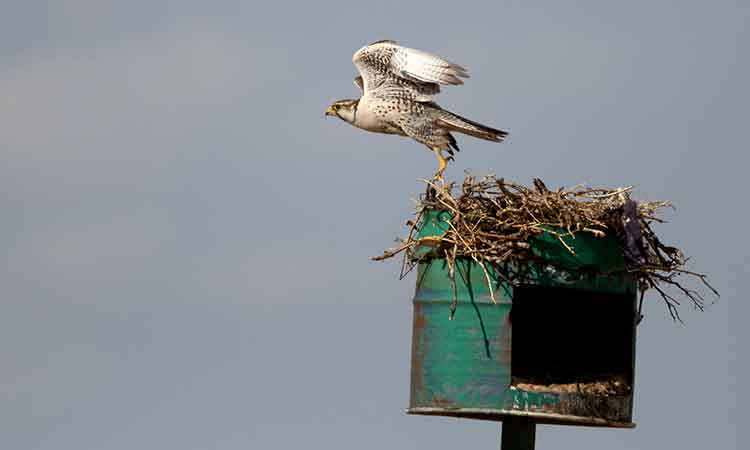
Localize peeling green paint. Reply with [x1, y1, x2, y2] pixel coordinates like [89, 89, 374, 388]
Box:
[408, 209, 637, 427]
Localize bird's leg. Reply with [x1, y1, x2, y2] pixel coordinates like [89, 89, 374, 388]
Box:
[432, 146, 447, 179]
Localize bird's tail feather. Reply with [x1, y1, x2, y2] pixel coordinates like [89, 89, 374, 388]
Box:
[437, 111, 508, 143]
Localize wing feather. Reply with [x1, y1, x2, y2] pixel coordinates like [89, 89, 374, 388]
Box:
[391, 46, 469, 86]
[352, 41, 469, 97]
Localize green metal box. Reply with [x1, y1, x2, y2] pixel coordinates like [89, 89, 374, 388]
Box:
[408, 210, 638, 428]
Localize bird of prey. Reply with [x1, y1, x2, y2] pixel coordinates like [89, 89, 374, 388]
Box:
[325, 40, 508, 177]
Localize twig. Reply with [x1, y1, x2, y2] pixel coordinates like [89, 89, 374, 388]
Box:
[375, 175, 718, 322]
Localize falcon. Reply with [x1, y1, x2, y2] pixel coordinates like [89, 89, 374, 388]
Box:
[325, 40, 508, 177]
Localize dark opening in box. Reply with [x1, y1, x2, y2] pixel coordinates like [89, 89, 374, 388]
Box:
[510, 284, 635, 393]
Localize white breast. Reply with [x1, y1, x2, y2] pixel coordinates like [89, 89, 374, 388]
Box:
[353, 95, 403, 135]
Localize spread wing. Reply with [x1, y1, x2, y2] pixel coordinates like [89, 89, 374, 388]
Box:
[352, 40, 469, 98]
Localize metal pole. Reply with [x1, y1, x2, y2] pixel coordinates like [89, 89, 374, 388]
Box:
[501, 418, 536, 450]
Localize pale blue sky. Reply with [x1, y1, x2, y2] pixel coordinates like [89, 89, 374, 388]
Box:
[1, 1, 747, 449]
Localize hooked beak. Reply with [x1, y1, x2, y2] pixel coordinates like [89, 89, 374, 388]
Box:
[325, 105, 336, 117]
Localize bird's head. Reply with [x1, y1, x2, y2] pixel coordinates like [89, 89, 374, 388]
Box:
[325, 99, 359, 124]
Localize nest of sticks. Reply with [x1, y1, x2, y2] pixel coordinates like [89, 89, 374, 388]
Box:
[374, 176, 718, 322]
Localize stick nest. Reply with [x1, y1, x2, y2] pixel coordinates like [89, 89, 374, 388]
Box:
[374, 175, 718, 322]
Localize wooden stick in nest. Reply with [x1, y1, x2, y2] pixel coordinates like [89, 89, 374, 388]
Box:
[373, 175, 718, 322]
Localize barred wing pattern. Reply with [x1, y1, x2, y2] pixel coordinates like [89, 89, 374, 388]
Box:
[352, 40, 469, 98]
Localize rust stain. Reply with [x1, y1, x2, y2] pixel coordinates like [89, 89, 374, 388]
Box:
[553, 394, 631, 422]
[410, 303, 426, 406]
[413, 302, 427, 330]
[430, 395, 456, 407]
[498, 310, 512, 365]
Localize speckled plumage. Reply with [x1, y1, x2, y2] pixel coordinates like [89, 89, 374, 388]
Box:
[326, 40, 508, 175]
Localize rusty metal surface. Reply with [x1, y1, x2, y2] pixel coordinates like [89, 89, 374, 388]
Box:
[409, 256, 637, 427]
[410, 259, 512, 411]
[406, 407, 636, 428]
[509, 387, 633, 424]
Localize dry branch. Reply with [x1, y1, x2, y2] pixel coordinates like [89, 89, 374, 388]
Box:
[374, 175, 718, 322]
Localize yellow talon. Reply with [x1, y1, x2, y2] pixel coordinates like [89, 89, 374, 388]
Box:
[433, 147, 447, 179]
